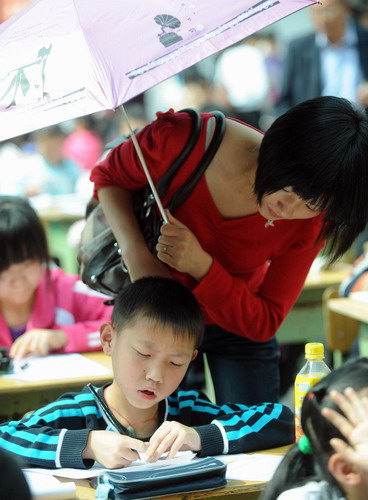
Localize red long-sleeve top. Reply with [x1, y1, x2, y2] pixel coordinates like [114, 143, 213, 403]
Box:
[90, 110, 324, 342]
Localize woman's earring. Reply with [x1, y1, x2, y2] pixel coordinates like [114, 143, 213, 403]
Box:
[264, 220, 274, 228]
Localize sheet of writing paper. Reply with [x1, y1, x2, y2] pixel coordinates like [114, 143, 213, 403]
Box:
[216, 453, 283, 481]
[23, 451, 196, 480]
[23, 470, 76, 499]
[4, 353, 111, 381]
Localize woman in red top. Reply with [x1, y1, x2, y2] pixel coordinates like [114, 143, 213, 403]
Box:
[90, 96, 368, 405]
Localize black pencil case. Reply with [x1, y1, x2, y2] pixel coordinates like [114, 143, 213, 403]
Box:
[94, 457, 227, 499]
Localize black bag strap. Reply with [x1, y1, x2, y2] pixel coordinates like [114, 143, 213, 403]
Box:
[156, 108, 202, 197]
[167, 110, 226, 212]
[101, 108, 224, 215]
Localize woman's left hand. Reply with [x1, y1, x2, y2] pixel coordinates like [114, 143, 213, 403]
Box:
[144, 421, 201, 462]
[156, 210, 213, 281]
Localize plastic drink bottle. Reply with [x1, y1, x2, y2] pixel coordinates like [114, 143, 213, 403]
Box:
[294, 342, 331, 441]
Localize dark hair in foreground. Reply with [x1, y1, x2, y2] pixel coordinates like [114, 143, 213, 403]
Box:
[260, 357, 368, 500]
[256, 96, 368, 263]
[0, 196, 49, 273]
[0, 448, 31, 500]
[111, 277, 204, 348]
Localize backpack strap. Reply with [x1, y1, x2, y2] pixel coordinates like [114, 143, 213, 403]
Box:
[156, 108, 202, 197]
[167, 110, 226, 212]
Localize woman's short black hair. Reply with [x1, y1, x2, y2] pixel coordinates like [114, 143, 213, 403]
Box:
[111, 277, 204, 348]
[256, 96, 368, 262]
[0, 196, 49, 273]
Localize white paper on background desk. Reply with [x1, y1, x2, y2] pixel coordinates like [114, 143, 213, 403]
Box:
[23, 469, 76, 499]
[3, 353, 111, 381]
[350, 291, 368, 304]
[218, 453, 284, 481]
[30, 193, 87, 217]
[23, 451, 196, 480]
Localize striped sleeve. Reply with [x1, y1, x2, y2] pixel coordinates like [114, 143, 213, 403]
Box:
[0, 391, 101, 468]
[167, 390, 294, 456]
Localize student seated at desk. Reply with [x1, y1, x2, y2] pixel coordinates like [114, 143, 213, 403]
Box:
[0, 196, 112, 359]
[0, 277, 294, 469]
[260, 357, 368, 500]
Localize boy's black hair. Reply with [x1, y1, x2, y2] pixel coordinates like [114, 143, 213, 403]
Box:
[111, 277, 204, 348]
[0, 196, 50, 273]
[261, 357, 368, 500]
[256, 96, 368, 263]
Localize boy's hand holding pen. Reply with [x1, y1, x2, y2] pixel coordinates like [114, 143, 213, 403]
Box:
[82, 430, 148, 469]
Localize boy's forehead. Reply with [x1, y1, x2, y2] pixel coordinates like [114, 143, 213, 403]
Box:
[119, 318, 196, 349]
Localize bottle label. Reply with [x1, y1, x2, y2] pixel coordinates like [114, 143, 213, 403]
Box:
[295, 376, 324, 441]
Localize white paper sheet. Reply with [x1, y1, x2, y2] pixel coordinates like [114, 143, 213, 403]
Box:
[4, 353, 111, 381]
[23, 470, 76, 499]
[221, 453, 283, 481]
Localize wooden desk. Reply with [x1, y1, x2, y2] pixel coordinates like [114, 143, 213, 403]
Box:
[63, 445, 290, 500]
[328, 297, 368, 324]
[326, 296, 368, 365]
[0, 352, 112, 422]
[276, 267, 351, 345]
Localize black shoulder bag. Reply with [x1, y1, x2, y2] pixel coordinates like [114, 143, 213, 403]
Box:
[77, 109, 226, 297]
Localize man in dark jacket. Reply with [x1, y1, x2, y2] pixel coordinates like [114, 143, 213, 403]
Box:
[276, 0, 368, 115]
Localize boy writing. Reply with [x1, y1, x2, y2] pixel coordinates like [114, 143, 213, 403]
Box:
[0, 277, 294, 469]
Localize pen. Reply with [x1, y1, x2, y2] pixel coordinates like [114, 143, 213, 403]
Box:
[87, 383, 129, 435]
[87, 384, 142, 460]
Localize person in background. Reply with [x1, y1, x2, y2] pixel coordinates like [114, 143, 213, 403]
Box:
[211, 36, 271, 129]
[0, 277, 294, 469]
[22, 125, 81, 196]
[90, 96, 368, 406]
[0, 196, 112, 360]
[260, 357, 368, 500]
[0, 136, 31, 196]
[276, 0, 368, 115]
[63, 115, 103, 172]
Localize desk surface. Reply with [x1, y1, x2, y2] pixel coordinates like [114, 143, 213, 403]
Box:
[303, 267, 350, 290]
[66, 445, 290, 500]
[0, 352, 112, 394]
[327, 297, 368, 324]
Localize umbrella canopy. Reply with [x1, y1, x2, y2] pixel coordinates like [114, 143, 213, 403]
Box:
[0, 0, 315, 141]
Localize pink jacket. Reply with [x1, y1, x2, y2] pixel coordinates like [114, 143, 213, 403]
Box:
[0, 267, 112, 353]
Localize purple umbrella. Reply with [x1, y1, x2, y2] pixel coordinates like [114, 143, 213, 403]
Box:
[0, 0, 315, 141]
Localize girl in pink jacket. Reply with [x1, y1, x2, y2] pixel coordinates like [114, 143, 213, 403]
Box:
[0, 196, 112, 359]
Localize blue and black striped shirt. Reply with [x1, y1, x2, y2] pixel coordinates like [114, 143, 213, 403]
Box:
[0, 385, 293, 469]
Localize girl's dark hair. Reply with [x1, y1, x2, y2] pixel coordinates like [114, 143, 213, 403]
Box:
[111, 277, 204, 348]
[256, 96, 368, 263]
[261, 357, 368, 500]
[0, 196, 50, 273]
